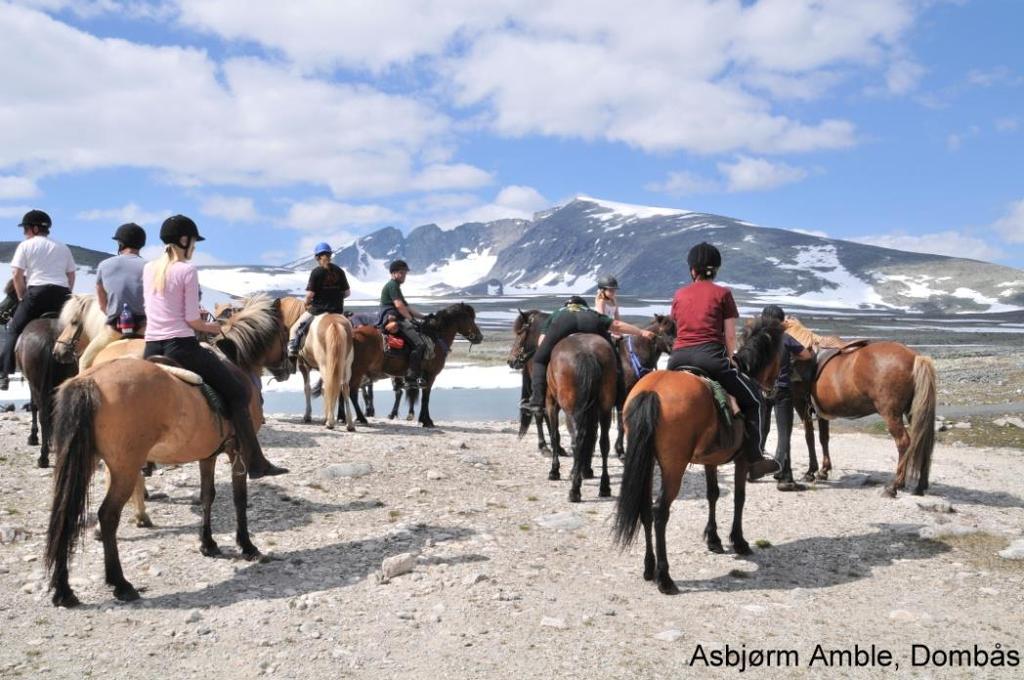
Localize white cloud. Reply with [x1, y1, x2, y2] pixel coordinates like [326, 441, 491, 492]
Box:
[139, 243, 225, 266]
[77, 202, 167, 226]
[967, 66, 1022, 88]
[0, 176, 39, 199]
[852, 231, 1001, 261]
[0, 205, 33, 220]
[946, 133, 962, 151]
[717, 156, 809, 192]
[991, 199, 1024, 244]
[173, 0, 926, 155]
[646, 171, 718, 197]
[284, 199, 398, 231]
[405, 185, 548, 229]
[0, 4, 488, 198]
[995, 117, 1019, 133]
[199, 195, 257, 223]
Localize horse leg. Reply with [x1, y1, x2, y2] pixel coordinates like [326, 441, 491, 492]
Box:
[28, 399, 40, 448]
[230, 454, 260, 560]
[883, 413, 911, 497]
[98, 468, 140, 602]
[598, 411, 612, 498]
[547, 402, 561, 481]
[419, 385, 435, 428]
[535, 411, 550, 453]
[818, 418, 832, 480]
[363, 383, 375, 418]
[703, 466, 723, 553]
[803, 413, 819, 482]
[405, 384, 417, 421]
[653, 475, 681, 595]
[388, 378, 401, 419]
[566, 417, 591, 479]
[614, 406, 625, 460]
[131, 472, 153, 528]
[301, 365, 312, 424]
[342, 381, 356, 433]
[730, 461, 751, 555]
[38, 390, 55, 468]
[349, 389, 368, 426]
[198, 456, 221, 557]
[641, 481, 655, 581]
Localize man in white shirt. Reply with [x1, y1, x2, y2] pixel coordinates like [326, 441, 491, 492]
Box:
[0, 210, 76, 389]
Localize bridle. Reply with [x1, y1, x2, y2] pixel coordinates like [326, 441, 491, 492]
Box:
[508, 314, 538, 369]
[54, 319, 86, 361]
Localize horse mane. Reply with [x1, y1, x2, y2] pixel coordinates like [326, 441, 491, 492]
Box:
[58, 294, 108, 337]
[734, 317, 784, 378]
[220, 294, 281, 369]
[3, 279, 14, 297]
[425, 302, 475, 332]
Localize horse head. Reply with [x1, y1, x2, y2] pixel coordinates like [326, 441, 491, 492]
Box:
[508, 309, 545, 370]
[0, 279, 18, 325]
[53, 295, 99, 365]
[217, 295, 291, 381]
[435, 303, 483, 345]
[735, 317, 785, 391]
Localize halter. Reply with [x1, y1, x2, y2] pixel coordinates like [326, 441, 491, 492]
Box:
[54, 320, 86, 360]
[625, 335, 656, 379]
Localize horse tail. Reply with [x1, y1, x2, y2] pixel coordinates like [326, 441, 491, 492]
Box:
[906, 355, 936, 494]
[311, 378, 323, 399]
[613, 390, 660, 547]
[45, 377, 99, 596]
[573, 350, 601, 470]
[321, 318, 343, 421]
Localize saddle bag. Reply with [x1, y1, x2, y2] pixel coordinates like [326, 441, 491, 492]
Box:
[385, 335, 405, 350]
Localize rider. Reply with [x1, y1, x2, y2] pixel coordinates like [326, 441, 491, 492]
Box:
[80, 223, 148, 370]
[142, 215, 286, 479]
[760, 304, 813, 491]
[0, 210, 76, 390]
[594, 275, 621, 322]
[287, 242, 350, 359]
[666, 242, 780, 480]
[527, 296, 655, 417]
[379, 260, 429, 387]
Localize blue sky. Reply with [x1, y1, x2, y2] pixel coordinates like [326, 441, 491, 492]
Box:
[1, 0, 1022, 268]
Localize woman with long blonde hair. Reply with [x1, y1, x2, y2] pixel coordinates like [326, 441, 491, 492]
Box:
[142, 215, 286, 479]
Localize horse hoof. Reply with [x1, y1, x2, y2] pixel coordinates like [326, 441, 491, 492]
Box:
[816, 471, 830, 481]
[707, 542, 724, 554]
[582, 468, 595, 480]
[347, 425, 357, 433]
[136, 516, 154, 529]
[406, 414, 415, 422]
[113, 583, 140, 602]
[732, 540, 752, 556]
[568, 490, 582, 503]
[200, 543, 222, 557]
[421, 422, 435, 429]
[802, 472, 816, 482]
[242, 548, 264, 562]
[643, 569, 655, 582]
[881, 486, 898, 499]
[365, 409, 375, 418]
[658, 579, 680, 595]
[599, 486, 611, 498]
[548, 471, 560, 481]
[302, 416, 311, 424]
[52, 590, 80, 608]
[325, 422, 335, 430]
[357, 417, 369, 425]
[388, 414, 397, 420]
[37, 457, 49, 469]
[28, 435, 39, 446]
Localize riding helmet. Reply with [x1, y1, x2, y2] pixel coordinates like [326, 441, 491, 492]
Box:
[687, 242, 721, 277]
[112, 223, 146, 250]
[597, 274, 619, 290]
[314, 242, 333, 257]
[389, 259, 410, 273]
[565, 295, 589, 307]
[761, 304, 785, 323]
[18, 209, 52, 229]
[159, 215, 205, 244]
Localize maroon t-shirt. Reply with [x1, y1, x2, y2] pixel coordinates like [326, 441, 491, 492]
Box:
[670, 280, 739, 349]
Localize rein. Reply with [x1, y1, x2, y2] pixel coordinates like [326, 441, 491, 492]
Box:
[55, 322, 86, 359]
[625, 336, 653, 379]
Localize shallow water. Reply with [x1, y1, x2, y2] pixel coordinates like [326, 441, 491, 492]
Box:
[263, 386, 522, 423]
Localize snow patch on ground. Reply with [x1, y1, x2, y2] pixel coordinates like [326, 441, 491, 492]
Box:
[756, 245, 888, 310]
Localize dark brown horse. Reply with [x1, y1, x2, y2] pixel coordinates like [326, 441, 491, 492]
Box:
[790, 374, 831, 482]
[545, 334, 618, 502]
[793, 341, 936, 496]
[613, 314, 675, 457]
[16, 312, 78, 467]
[509, 309, 551, 453]
[613, 318, 787, 594]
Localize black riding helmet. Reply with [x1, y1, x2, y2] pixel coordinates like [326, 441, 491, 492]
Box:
[159, 214, 205, 245]
[113, 223, 146, 250]
[761, 304, 785, 323]
[389, 259, 410, 273]
[687, 242, 721, 279]
[565, 295, 589, 307]
[18, 209, 52, 229]
[597, 274, 619, 290]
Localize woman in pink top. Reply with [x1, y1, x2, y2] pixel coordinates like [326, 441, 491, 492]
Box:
[143, 215, 286, 479]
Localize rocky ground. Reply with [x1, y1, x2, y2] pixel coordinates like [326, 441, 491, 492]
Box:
[1, 407, 1023, 679]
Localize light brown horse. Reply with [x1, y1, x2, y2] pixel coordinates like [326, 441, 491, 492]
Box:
[794, 341, 936, 496]
[45, 296, 290, 607]
[545, 334, 618, 502]
[613, 318, 787, 594]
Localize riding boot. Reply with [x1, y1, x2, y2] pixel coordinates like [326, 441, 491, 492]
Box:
[230, 406, 288, 479]
[528, 361, 548, 417]
[288, 316, 313, 359]
[405, 346, 426, 388]
[743, 416, 780, 481]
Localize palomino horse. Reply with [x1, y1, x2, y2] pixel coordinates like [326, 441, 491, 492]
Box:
[544, 334, 618, 502]
[793, 341, 936, 496]
[612, 318, 787, 595]
[53, 294, 120, 370]
[15, 315, 78, 467]
[45, 295, 290, 607]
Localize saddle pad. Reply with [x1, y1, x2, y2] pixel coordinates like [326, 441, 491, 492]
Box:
[151, 361, 204, 385]
[672, 367, 733, 427]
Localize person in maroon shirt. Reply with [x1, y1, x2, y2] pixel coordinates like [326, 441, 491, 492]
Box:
[666, 242, 780, 480]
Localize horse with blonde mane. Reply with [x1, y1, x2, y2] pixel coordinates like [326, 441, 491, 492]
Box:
[45, 295, 290, 607]
[53, 294, 123, 371]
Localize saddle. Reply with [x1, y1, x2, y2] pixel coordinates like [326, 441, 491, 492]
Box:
[814, 339, 874, 380]
[671, 366, 743, 457]
[143, 356, 229, 419]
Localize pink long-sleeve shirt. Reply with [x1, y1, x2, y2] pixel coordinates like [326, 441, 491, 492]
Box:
[142, 260, 201, 341]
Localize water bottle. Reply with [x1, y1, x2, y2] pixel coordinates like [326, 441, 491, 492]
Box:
[117, 303, 136, 337]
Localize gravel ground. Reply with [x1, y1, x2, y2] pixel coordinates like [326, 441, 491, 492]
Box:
[1, 411, 1022, 679]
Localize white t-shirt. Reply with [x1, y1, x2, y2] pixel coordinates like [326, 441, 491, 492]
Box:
[11, 236, 76, 288]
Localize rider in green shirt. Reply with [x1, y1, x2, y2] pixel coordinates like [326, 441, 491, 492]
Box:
[378, 260, 429, 387]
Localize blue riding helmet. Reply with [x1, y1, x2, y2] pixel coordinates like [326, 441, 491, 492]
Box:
[314, 242, 333, 257]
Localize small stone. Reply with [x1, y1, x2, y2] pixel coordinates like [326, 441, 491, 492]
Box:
[396, 611, 415, 621]
[540, 617, 567, 629]
[459, 454, 490, 466]
[952, 421, 971, 430]
[654, 629, 684, 642]
[21, 554, 38, 563]
[185, 609, 202, 624]
[462, 572, 487, 586]
[0, 525, 27, 544]
[148, 566, 162, 577]
[426, 469, 445, 481]
[196, 626, 212, 636]
[319, 463, 373, 480]
[534, 512, 584, 531]
[381, 552, 417, 580]
[997, 539, 1024, 560]
[405, 488, 425, 498]
[994, 416, 1024, 429]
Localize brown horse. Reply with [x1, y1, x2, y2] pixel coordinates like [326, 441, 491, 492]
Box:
[613, 314, 675, 457]
[16, 315, 78, 468]
[793, 341, 936, 496]
[45, 295, 289, 607]
[790, 374, 831, 482]
[544, 334, 618, 502]
[612, 318, 787, 594]
[509, 309, 551, 452]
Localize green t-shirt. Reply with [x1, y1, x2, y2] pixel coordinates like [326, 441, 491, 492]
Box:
[542, 304, 613, 333]
[380, 279, 407, 308]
